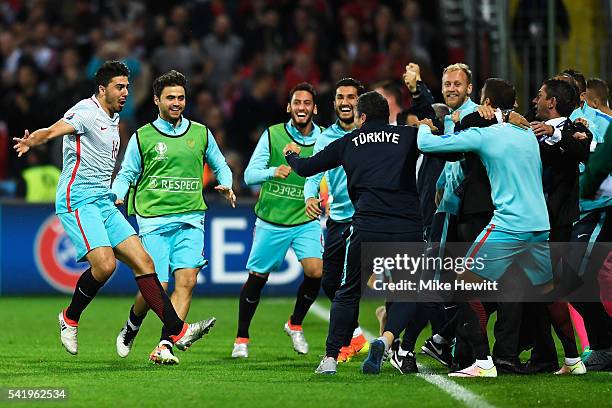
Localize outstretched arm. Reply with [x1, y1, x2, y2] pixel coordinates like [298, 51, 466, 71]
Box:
[13, 119, 76, 157]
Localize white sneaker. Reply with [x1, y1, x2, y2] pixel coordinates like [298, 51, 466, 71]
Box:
[315, 356, 337, 374]
[58, 311, 78, 355]
[284, 321, 309, 354]
[116, 323, 139, 358]
[554, 360, 586, 375]
[174, 317, 216, 351]
[149, 343, 179, 365]
[232, 342, 249, 358]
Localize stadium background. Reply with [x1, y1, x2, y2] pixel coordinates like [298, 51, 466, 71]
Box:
[0, 0, 610, 294]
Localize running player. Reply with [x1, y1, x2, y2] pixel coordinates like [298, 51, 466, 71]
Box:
[232, 82, 324, 358]
[303, 78, 369, 363]
[12, 61, 213, 358]
[112, 70, 234, 364]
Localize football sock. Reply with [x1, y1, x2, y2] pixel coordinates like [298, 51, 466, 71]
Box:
[290, 274, 321, 326]
[237, 273, 267, 338]
[565, 357, 581, 366]
[135, 273, 183, 337]
[568, 304, 589, 351]
[65, 268, 103, 322]
[353, 326, 363, 337]
[128, 305, 144, 330]
[548, 302, 579, 358]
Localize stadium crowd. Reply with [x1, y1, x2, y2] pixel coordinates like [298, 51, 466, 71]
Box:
[0, 0, 449, 199]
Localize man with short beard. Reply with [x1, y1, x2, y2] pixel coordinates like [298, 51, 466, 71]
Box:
[302, 78, 370, 363]
[112, 70, 234, 364]
[233, 82, 324, 359]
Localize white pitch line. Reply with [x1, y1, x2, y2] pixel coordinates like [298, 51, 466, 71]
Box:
[309, 302, 497, 408]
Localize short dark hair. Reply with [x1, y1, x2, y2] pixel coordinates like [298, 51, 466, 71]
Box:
[94, 60, 130, 89]
[482, 78, 516, 110]
[153, 70, 187, 98]
[356, 91, 389, 122]
[372, 80, 402, 106]
[543, 78, 577, 117]
[561, 68, 586, 94]
[289, 82, 316, 103]
[554, 74, 581, 107]
[335, 77, 365, 95]
[587, 77, 610, 104]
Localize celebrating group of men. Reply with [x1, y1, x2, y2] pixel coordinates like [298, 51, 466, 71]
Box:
[12, 58, 612, 376]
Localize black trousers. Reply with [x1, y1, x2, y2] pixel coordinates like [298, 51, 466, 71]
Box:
[321, 219, 351, 301]
[325, 226, 421, 358]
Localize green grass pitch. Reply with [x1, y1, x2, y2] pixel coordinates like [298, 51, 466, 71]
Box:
[1, 297, 610, 407]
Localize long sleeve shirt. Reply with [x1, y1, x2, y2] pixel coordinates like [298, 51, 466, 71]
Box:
[418, 123, 550, 232]
[112, 115, 232, 235]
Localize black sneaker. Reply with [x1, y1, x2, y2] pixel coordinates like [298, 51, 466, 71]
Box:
[583, 348, 612, 371]
[421, 337, 452, 367]
[390, 347, 419, 374]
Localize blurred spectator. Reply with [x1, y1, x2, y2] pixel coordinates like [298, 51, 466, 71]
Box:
[338, 16, 361, 63]
[283, 51, 321, 95]
[372, 5, 394, 54]
[0, 30, 23, 87]
[350, 41, 384, 86]
[151, 25, 201, 80]
[202, 14, 243, 96]
[230, 73, 283, 156]
[3, 60, 49, 179]
[26, 20, 57, 75]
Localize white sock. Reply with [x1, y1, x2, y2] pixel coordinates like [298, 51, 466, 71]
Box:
[565, 357, 581, 366]
[432, 334, 447, 345]
[398, 347, 409, 357]
[476, 356, 494, 370]
[377, 336, 390, 350]
[353, 327, 363, 337]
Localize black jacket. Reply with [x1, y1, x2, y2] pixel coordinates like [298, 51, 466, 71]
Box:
[539, 119, 591, 227]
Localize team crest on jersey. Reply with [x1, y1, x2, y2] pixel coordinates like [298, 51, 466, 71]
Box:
[186, 139, 195, 149]
[154, 142, 168, 160]
[34, 215, 88, 293]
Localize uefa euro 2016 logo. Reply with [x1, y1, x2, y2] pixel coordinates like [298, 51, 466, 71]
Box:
[34, 215, 88, 293]
[154, 142, 168, 161]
